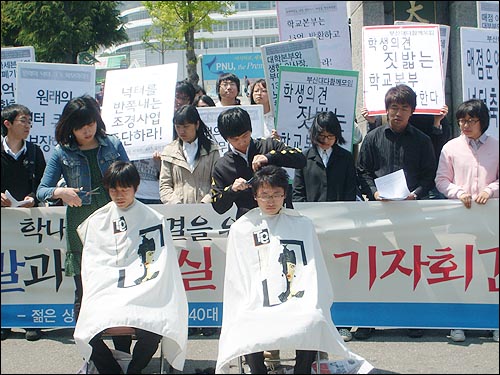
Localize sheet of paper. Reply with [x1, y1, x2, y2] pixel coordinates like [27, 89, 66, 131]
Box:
[374, 169, 410, 200]
[5, 190, 32, 207]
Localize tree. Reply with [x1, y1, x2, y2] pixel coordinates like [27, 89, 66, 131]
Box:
[142, 1, 235, 80]
[1, 1, 128, 64]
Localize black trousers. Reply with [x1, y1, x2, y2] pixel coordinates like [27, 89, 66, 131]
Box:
[245, 350, 317, 374]
[74, 275, 133, 354]
[89, 328, 162, 374]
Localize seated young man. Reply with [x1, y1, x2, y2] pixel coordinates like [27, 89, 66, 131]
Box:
[74, 161, 188, 374]
[215, 165, 373, 374]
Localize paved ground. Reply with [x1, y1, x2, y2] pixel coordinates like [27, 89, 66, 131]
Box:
[1, 327, 498, 374]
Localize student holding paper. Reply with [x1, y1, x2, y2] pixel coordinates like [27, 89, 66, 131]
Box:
[355, 84, 436, 340]
[357, 84, 436, 202]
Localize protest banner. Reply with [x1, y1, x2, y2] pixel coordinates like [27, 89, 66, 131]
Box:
[276, 1, 352, 70]
[100, 63, 178, 161]
[260, 37, 321, 116]
[460, 27, 499, 139]
[275, 65, 358, 154]
[3, 200, 497, 329]
[1, 46, 35, 109]
[477, 1, 499, 30]
[362, 24, 445, 116]
[394, 21, 450, 80]
[16, 62, 95, 160]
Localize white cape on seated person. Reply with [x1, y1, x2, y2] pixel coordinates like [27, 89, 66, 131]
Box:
[74, 199, 188, 371]
[216, 207, 373, 374]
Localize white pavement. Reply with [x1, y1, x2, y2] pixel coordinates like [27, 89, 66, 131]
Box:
[1, 328, 499, 374]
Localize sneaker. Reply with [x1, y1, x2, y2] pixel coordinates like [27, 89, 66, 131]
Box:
[492, 330, 499, 342]
[25, 329, 42, 341]
[201, 328, 218, 337]
[1, 328, 12, 341]
[338, 328, 353, 342]
[450, 329, 465, 342]
[353, 328, 373, 340]
[407, 329, 423, 338]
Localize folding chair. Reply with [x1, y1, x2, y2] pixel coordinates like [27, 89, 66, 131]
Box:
[98, 327, 168, 374]
[237, 350, 321, 374]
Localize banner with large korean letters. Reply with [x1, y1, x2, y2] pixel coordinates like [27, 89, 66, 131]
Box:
[1, 46, 35, 109]
[460, 27, 499, 139]
[2, 200, 498, 330]
[276, 1, 352, 70]
[16, 62, 95, 160]
[100, 63, 178, 161]
[362, 24, 445, 116]
[275, 65, 358, 156]
[394, 21, 450, 81]
[261, 37, 321, 117]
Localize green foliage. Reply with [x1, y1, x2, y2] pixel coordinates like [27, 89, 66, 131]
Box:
[1, 1, 128, 64]
[141, 1, 235, 78]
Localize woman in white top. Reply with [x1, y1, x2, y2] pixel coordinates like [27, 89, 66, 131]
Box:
[250, 78, 279, 140]
[159, 105, 220, 204]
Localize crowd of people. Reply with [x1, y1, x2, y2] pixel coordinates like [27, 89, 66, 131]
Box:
[1, 77, 498, 373]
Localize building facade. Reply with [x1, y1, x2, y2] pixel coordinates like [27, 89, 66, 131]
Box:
[100, 1, 488, 138]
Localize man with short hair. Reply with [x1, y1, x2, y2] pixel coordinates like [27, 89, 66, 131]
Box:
[211, 107, 306, 219]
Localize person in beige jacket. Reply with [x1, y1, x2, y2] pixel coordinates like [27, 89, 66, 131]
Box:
[159, 104, 220, 204]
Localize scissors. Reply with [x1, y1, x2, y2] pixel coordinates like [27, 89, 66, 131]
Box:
[78, 187, 101, 197]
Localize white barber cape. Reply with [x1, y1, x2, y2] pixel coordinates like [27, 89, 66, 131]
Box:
[216, 207, 372, 374]
[74, 199, 188, 371]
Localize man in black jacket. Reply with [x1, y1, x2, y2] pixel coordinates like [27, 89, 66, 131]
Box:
[1, 103, 46, 341]
[211, 107, 306, 219]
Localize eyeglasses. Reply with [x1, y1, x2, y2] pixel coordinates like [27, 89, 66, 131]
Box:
[317, 134, 336, 141]
[14, 118, 32, 126]
[255, 194, 285, 202]
[458, 118, 480, 126]
[220, 81, 237, 88]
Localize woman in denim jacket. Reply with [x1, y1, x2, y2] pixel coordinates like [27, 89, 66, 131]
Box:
[37, 95, 129, 327]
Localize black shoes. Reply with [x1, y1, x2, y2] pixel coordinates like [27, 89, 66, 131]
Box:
[407, 329, 423, 338]
[353, 327, 373, 340]
[1, 328, 12, 340]
[25, 329, 42, 341]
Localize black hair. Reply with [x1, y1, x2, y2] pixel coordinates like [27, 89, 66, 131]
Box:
[250, 165, 290, 197]
[384, 84, 417, 112]
[176, 80, 196, 104]
[249, 78, 267, 105]
[310, 111, 346, 145]
[216, 72, 241, 100]
[1, 104, 32, 136]
[217, 107, 252, 140]
[55, 95, 106, 146]
[103, 161, 140, 192]
[173, 104, 217, 159]
[455, 99, 490, 135]
[194, 95, 216, 107]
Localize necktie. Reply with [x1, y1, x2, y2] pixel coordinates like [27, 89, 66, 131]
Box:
[322, 150, 329, 167]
